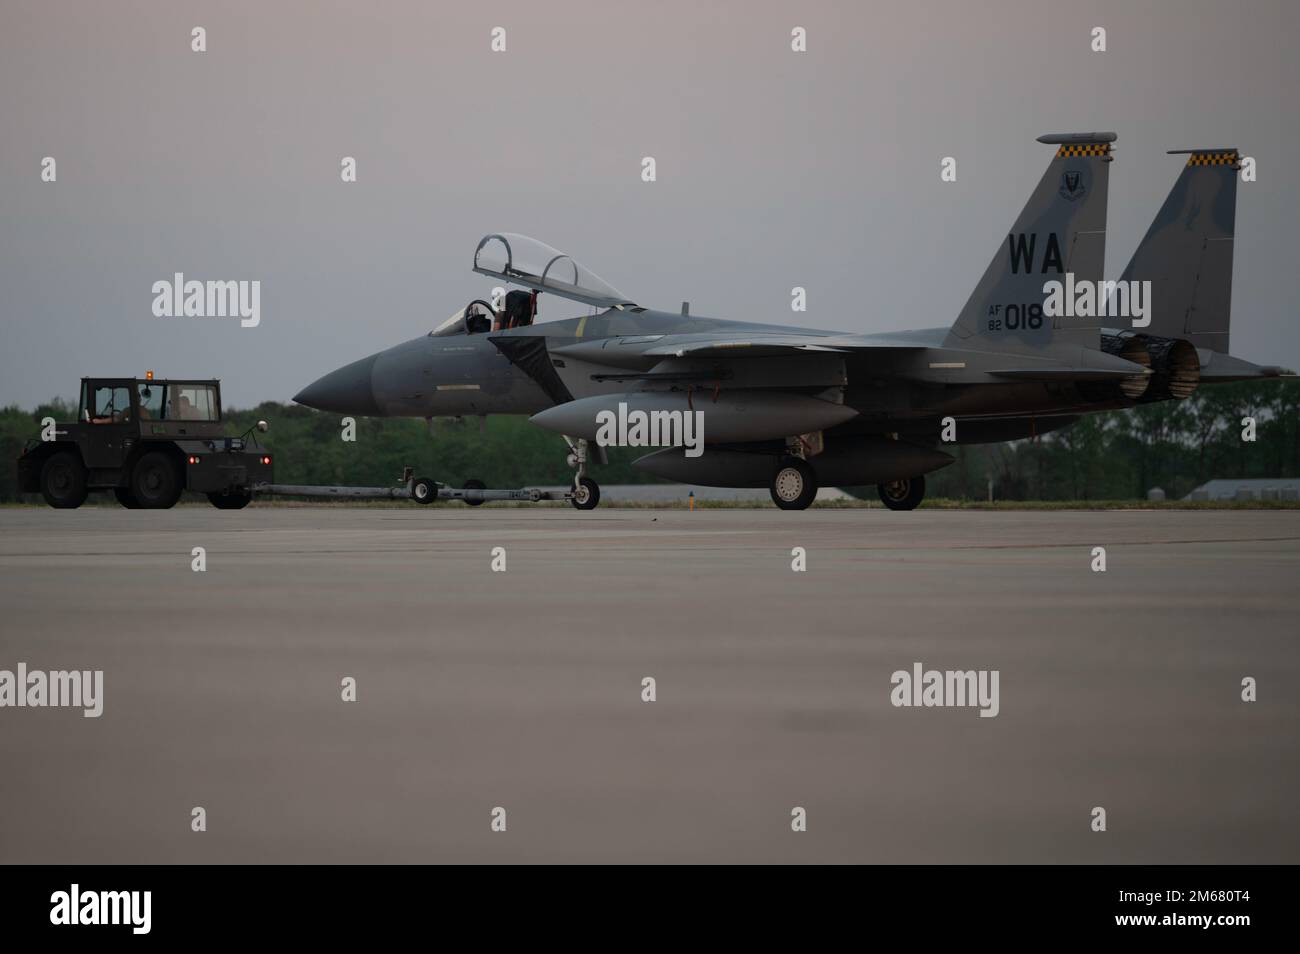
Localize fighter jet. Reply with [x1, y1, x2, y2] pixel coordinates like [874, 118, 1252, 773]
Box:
[295, 132, 1288, 510]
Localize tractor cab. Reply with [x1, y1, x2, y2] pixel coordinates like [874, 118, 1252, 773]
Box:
[80, 376, 224, 439]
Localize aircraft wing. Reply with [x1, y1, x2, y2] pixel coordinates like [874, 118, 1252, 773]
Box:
[548, 329, 1151, 389]
[549, 331, 931, 375]
[637, 332, 931, 359]
[641, 337, 850, 358]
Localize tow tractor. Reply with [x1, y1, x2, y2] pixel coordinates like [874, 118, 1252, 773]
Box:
[17, 374, 272, 509]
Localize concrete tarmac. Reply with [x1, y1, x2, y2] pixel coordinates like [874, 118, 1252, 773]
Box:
[1, 506, 1298, 863]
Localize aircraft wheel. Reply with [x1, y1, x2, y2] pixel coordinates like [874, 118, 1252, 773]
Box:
[462, 478, 486, 506]
[878, 475, 926, 511]
[570, 477, 600, 511]
[131, 451, 182, 509]
[40, 452, 88, 509]
[411, 477, 437, 505]
[770, 457, 817, 511]
[114, 487, 142, 509]
[207, 491, 252, 510]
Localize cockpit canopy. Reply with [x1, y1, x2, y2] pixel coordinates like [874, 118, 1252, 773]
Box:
[472, 233, 634, 309]
[431, 234, 637, 337]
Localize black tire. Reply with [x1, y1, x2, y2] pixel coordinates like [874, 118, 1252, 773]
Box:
[131, 451, 182, 509]
[114, 487, 142, 509]
[769, 457, 817, 510]
[878, 475, 926, 511]
[570, 476, 600, 510]
[412, 477, 437, 505]
[461, 478, 486, 506]
[207, 491, 252, 510]
[40, 451, 88, 509]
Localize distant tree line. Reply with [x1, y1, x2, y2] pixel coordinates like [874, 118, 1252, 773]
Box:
[919, 379, 1299, 501]
[1, 380, 1294, 502]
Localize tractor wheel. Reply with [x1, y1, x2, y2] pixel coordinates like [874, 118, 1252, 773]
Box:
[114, 487, 142, 509]
[40, 452, 88, 509]
[131, 452, 182, 509]
[207, 491, 252, 510]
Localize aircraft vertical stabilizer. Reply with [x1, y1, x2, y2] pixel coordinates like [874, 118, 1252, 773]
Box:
[1119, 149, 1239, 353]
[944, 133, 1114, 355]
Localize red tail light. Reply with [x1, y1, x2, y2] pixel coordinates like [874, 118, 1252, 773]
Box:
[261, 456, 271, 465]
[188, 455, 200, 465]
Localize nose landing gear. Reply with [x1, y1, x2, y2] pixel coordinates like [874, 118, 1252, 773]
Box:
[571, 476, 600, 510]
[564, 436, 602, 511]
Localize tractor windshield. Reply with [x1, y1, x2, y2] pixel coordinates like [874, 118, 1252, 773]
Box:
[155, 382, 220, 421]
[84, 383, 133, 423]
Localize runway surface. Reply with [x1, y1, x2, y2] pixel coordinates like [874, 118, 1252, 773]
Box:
[1, 506, 1298, 863]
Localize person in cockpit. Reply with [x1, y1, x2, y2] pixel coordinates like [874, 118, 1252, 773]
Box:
[465, 305, 493, 334]
[499, 290, 538, 330]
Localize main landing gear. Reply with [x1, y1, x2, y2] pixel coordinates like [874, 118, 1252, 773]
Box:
[770, 456, 818, 511]
[564, 436, 601, 511]
[766, 438, 928, 511]
[877, 475, 926, 511]
[769, 435, 820, 511]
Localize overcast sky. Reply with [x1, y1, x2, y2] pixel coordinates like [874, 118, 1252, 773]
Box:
[2, 0, 1296, 408]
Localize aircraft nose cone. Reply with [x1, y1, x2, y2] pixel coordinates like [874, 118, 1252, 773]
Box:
[294, 354, 381, 415]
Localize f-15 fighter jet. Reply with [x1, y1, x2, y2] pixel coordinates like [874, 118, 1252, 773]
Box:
[295, 133, 1288, 510]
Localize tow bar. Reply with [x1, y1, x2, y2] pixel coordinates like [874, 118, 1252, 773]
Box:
[251, 467, 575, 505]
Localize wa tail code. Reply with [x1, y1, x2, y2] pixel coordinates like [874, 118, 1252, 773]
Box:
[1008, 232, 1065, 274]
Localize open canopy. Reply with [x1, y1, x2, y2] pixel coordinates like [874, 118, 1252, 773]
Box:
[472, 233, 635, 309]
